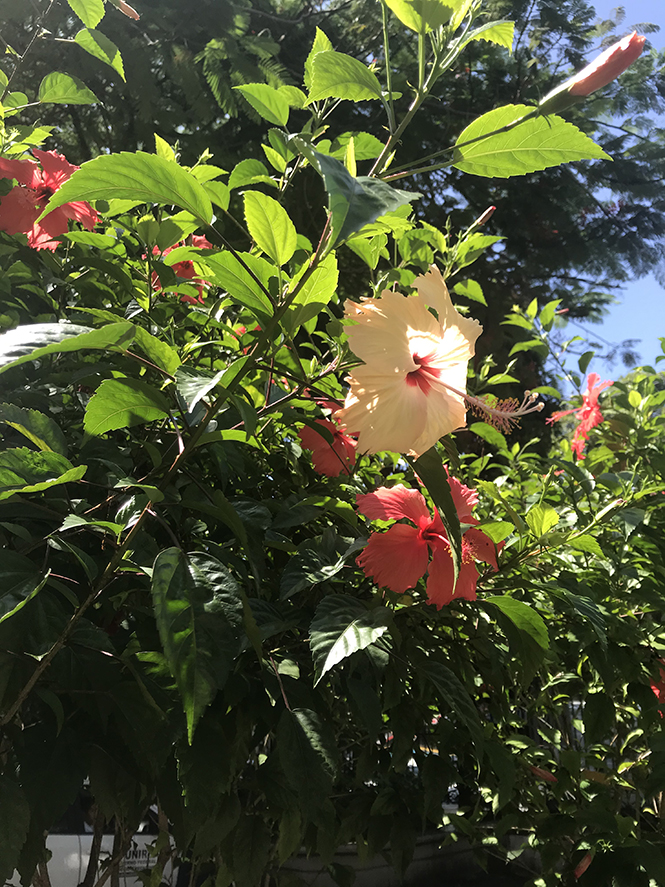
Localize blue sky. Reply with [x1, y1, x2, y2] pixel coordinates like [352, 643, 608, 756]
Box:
[570, 1, 665, 375]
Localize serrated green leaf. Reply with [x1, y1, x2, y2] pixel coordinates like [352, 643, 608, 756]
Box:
[152, 549, 243, 741]
[133, 327, 181, 374]
[526, 502, 559, 537]
[0, 550, 49, 625]
[235, 83, 289, 126]
[227, 158, 276, 191]
[203, 251, 273, 319]
[0, 448, 86, 501]
[232, 815, 272, 887]
[469, 421, 507, 450]
[243, 191, 297, 266]
[569, 534, 604, 557]
[304, 27, 333, 91]
[463, 20, 514, 51]
[415, 655, 484, 750]
[38, 71, 99, 104]
[278, 708, 339, 815]
[262, 144, 287, 174]
[66, 0, 105, 27]
[310, 594, 392, 682]
[308, 50, 383, 102]
[0, 322, 135, 373]
[0, 777, 30, 885]
[39, 152, 213, 225]
[485, 596, 549, 650]
[84, 378, 170, 436]
[453, 105, 610, 178]
[384, 0, 453, 32]
[0, 403, 67, 455]
[453, 278, 486, 305]
[278, 85, 307, 108]
[74, 28, 125, 80]
[285, 252, 338, 333]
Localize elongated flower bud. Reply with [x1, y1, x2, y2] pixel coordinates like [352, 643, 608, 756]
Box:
[538, 32, 646, 116]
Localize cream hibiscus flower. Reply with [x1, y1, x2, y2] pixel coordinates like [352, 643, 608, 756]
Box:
[337, 266, 483, 455]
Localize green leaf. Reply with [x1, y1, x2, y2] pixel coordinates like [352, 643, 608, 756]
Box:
[469, 421, 507, 451]
[310, 594, 392, 683]
[175, 366, 225, 412]
[304, 28, 333, 90]
[525, 502, 559, 537]
[384, 0, 453, 32]
[39, 152, 213, 225]
[583, 692, 614, 744]
[235, 83, 289, 126]
[415, 655, 484, 750]
[569, 534, 604, 557]
[485, 596, 549, 650]
[286, 252, 338, 333]
[227, 158, 276, 191]
[74, 28, 125, 80]
[232, 815, 272, 887]
[280, 548, 346, 599]
[278, 708, 339, 815]
[0, 448, 86, 501]
[463, 20, 514, 51]
[133, 327, 181, 374]
[308, 50, 383, 102]
[453, 105, 610, 178]
[0, 550, 48, 625]
[204, 180, 230, 210]
[0, 403, 67, 455]
[0, 777, 30, 886]
[292, 138, 418, 247]
[38, 71, 98, 104]
[410, 447, 462, 586]
[66, 0, 105, 27]
[243, 191, 297, 266]
[0, 322, 135, 374]
[204, 252, 273, 318]
[452, 279, 486, 305]
[83, 378, 170, 436]
[151, 549, 243, 741]
[278, 85, 307, 109]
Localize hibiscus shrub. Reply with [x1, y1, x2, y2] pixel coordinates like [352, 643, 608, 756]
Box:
[0, 4, 664, 887]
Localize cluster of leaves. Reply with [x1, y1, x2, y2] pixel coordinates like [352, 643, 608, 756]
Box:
[0, 2, 664, 887]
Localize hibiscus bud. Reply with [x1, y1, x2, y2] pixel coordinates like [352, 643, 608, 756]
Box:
[110, 0, 140, 19]
[574, 851, 592, 879]
[538, 32, 646, 116]
[528, 764, 557, 783]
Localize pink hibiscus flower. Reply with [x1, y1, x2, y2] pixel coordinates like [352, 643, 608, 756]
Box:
[0, 149, 98, 250]
[152, 235, 213, 304]
[299, 415, 357, 477]
[547, 373, 613, 459]
[356, 477, 501, 608]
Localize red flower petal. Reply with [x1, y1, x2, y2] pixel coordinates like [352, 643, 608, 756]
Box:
[425, 545, 479, 608]
[357, 524, 428, 594]
[299, 419, 356, 477]
[356, 484, 430, 527]
[0, 187, 40, 235]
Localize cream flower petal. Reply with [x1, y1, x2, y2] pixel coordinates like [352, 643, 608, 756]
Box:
[339, 265, 483, 455]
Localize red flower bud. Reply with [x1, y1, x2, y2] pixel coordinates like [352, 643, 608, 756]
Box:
[569, 32, 646, 96]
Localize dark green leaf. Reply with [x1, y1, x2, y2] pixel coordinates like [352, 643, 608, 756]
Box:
[0, 550, 48, 625]
[310, 594, 392, 683]
[38, 72, 98, 104]
[280, 548, 346, 599]
[583, 692, 614, 744]
[40, 152, 213, 225]
[485, 596, 549, 650]
[151, 549, 243, 741]
[0, 449, 86, 501]
[415, 655, 484, 751]
[84, 378, 170, 436]
[232, 814, 272, 887]
[278, 708, 339, 816]
[285, 252, 338, 332]
[0, 403, 67, 455]
[409, 447, 461, 586]
[292, 138, 418, 246]
[0, 322, 135, 373]
[0, 777, 30, 885]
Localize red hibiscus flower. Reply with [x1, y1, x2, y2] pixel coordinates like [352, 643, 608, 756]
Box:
[651, 659, 665, 717]
[0, 149, 98, 251]
[355, 476, 501, 608]
[298, 415, 357, 477]
[152, 235, 213, 304]
[547, 373, 613, 459]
